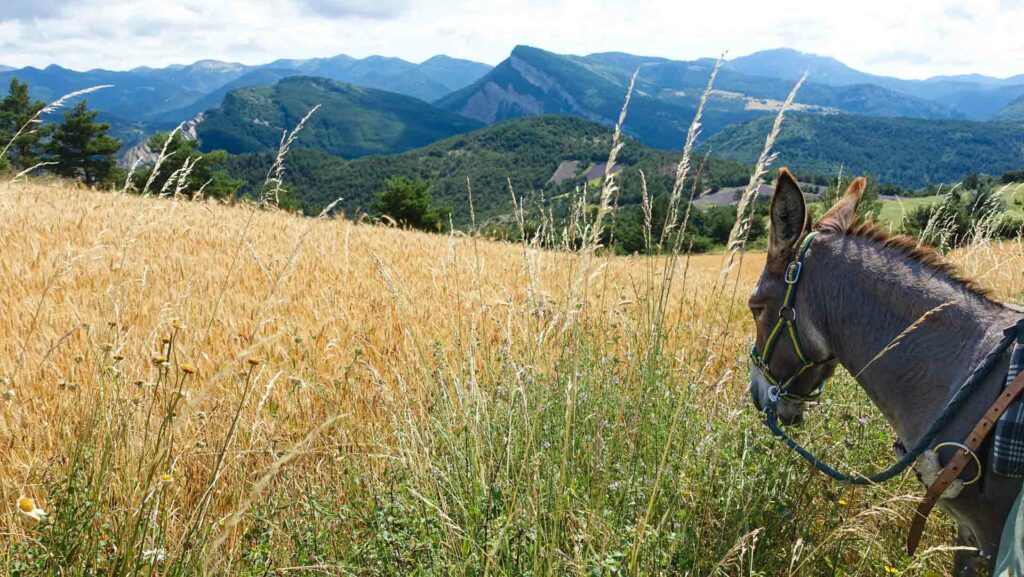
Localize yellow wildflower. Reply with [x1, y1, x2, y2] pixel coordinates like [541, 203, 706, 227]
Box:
[181, 363, 197, 375]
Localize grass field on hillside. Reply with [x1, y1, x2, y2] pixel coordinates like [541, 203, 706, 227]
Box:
[876, 182, 1024, 228]
[2, 178, 1023, 576]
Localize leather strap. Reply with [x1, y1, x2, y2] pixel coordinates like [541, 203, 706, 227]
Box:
[907, 369, 1024, 556]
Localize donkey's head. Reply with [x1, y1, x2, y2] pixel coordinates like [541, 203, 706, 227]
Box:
[748, 168, 866, 424]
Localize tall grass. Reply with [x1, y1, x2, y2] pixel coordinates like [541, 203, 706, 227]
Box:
[1, 79, 1022, 577]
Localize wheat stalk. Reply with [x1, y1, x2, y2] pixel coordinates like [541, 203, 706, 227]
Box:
[720, 72, 807, 277]
[0, 84, 111, 163]
[854, 301, 954, 379]
[588, 69, 637, 250]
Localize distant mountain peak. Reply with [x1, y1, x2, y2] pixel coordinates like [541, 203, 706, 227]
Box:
[361, 55, 406, 64]
[190, 59, 245, 70]
[742, 47, 831, 59]
[726, 48, 862, 84]
[421, 55, 455, 63]
[420, 54, 485, 66]
[510, 45, 552, 58]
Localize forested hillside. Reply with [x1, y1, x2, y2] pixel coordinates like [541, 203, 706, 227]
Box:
[222, 115, 753, 223]
[704, 113, 1024, 187]
[997, 95, 1024, 121]
[198, 77, 484, 158]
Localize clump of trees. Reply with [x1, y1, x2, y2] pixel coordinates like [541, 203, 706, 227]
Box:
[1001, 169, 1024, 184]
[903, 174, 1023, 248]
[0, 78, 45, 170]
[1, 78, 245, 200]
[0, 78, 122, 186]
[47, 101, 122, 186]
[371, 176, 449, 232]
[131, 131, 242, 199]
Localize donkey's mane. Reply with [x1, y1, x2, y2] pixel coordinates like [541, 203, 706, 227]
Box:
[843, 219, 993, 298]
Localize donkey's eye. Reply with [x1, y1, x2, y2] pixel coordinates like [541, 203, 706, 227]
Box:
[750, 305, 766, 319]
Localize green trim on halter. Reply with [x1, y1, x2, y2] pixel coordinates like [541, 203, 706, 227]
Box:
[749, 231, 833, 402]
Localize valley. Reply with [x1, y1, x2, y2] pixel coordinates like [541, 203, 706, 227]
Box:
[4, 15, 1024, 573]
[3, 44, 1023, 251]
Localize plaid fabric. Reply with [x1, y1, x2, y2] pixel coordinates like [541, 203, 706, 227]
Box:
[994, 331, 1024, 477]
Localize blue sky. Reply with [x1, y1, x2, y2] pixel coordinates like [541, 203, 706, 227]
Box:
[1, 0, 1022, 79]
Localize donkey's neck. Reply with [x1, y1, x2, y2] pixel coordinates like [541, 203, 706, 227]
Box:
[807, 233, 1016, 444]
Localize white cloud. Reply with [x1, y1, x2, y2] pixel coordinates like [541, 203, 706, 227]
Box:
[0, 0, 1020, 80]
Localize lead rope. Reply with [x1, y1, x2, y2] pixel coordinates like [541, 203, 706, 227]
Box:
[764, 324, 1018, 485]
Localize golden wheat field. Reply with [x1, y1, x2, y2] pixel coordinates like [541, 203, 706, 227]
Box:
[3, 177, 1024, 575]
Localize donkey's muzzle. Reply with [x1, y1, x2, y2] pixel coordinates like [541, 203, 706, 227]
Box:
[778, 411, 804, 426]
[750, 388, 764, 412]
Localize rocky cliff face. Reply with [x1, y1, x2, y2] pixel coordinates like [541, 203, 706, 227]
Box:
[441, 53, 609, 125]
[119, 113, 204, 167]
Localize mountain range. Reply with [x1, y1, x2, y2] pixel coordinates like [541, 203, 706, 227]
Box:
[0, 54, 492, 124]
[725, 48, 1024, 119]
[6, 45, 1024, 195]
[8, 45, 1024, 133]
[436, 45, 977, 150]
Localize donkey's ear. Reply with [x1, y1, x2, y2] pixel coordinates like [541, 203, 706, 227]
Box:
[768, 168, 808, 269]
[815, 176, 866, 233]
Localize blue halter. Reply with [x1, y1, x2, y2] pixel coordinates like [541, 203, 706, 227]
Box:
[749, 232, 834, 404]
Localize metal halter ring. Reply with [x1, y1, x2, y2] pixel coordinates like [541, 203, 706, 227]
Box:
[933, 442, 983, 486]
[778, 306, 797, 321]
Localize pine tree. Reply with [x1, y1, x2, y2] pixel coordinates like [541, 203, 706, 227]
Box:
[0, 78, 46, 169]
[371, 176, 449, 232]
[133, 131, 242, 198]
[47, 100, 122, 186]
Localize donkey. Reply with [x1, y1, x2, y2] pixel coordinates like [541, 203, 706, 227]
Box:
[748, 168, 1023, 576]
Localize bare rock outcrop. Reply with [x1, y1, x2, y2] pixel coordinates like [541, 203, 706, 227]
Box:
[119, 113, 204, 168]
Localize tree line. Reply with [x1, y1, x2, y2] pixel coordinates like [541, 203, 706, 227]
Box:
[0, 79, 120, 185]
[6, 77, 1021, 254]
[0, 78, 242, 199]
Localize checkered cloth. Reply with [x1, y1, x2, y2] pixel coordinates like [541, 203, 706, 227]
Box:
[994, 328, 1024, 477]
